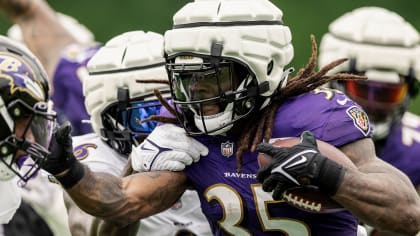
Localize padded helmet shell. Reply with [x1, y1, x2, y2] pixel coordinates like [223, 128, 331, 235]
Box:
[84, 31, 169, 154]
[165, 0, 294, 97]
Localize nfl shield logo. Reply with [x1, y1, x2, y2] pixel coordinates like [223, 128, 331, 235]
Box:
[221, 141, 234, 157]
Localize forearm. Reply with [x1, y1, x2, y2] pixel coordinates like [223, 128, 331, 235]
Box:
[335, 140, 420, 234]
[90, 159, 139, 235]
[65, 165, 187, 226]
[63, 192, 94, 236]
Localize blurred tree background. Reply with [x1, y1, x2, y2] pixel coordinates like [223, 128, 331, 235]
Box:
[0, 0, 419, 114]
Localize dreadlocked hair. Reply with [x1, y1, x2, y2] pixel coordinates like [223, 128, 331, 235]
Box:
[235, 34, 367, 172]
[135, 79, 179, 124]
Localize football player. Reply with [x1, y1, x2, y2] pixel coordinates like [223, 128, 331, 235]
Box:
[66, 30, 212, 236]
[0, 35, 56, 224]
[41, 0, 420, 235]
[318, 6, 420, 235]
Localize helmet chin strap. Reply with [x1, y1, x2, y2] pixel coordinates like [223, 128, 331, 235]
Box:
[194, 108, 234, 135]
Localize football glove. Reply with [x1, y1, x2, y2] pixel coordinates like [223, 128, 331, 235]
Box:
[256, 131, 345, 200]
[131, 124, 209, 172]
[43, 121, 84, 188]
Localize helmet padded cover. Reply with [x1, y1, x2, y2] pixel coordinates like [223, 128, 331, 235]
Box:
[84, 31, 169, 138]
[165, 0, 294, 97]
[319, 7, 420, 81]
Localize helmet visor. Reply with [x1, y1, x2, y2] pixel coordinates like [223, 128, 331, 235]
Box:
[344, 80, 408, 105]
[30, 102, 56, 151]
[344, 80, 408, 123]
[121, 99, 162, 134]
[171, 63, 234, 103]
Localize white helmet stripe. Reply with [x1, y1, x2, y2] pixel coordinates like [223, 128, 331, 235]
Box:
[0, 97, 14, 132]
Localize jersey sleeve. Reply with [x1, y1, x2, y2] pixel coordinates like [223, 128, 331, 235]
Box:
[273, 88, 373, 147]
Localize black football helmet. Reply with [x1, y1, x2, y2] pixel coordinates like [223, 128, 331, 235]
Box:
[0, 36, 56, 183]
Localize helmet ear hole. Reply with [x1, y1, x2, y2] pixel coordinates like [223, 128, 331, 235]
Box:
[234, 98, 255, 116]
[267, 60, 274, 76]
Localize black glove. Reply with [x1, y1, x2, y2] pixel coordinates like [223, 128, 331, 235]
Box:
[43, 121, 84, 188]
[256, 131, 345, 200]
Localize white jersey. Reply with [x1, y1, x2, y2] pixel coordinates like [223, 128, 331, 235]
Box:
[73, 133, 212, 236]
[0, 178, 21, 224]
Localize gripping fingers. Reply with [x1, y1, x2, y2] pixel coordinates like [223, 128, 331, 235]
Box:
[272, 182, 289, 201]
[256, 165, 272, 183]
[300, 131, 318, 148]
[256, 143, 288, 158]
[262, 175, 278, 192]
[269, 177, 294, 200]
[161, 160, 186, 172]
[190, 139, 209, 159]
[149, 151, 193, 171]
[55, 121, 73, 145]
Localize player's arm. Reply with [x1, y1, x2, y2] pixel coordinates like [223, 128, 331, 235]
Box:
[0, 0, 78, 78]
[63, 192, 95, 236]
[66, 166, 187, 227]
[336, 138, 420, 234]
[88, 159, 140, 236]
[257, 131, 420, 235]
[64, 183, 141, 236]
[63, 159, 140, 235]
[45, 122, 199, 229]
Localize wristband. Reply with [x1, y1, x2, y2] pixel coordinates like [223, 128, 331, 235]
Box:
[316, 154, 346, 196]
[55, 161, 85, 189]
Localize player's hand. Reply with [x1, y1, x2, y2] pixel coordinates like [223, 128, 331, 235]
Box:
[131, 124, 209, 172]
[43, 121, 84, 188]
[256, 131, 346, 200]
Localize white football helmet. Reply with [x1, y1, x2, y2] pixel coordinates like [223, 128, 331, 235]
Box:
[7, 12, 95, 45]
[165, 0, 294, 135]
[319, 7, 420, 140]
[84, 31, 170, 155]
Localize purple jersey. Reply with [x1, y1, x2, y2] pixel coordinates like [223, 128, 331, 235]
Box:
[377, 112, 420, 187]
[51, 44, 100, 135]
[181, 88, 372, 235]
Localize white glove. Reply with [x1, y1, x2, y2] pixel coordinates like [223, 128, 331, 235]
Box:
[131, 124, 208, 172]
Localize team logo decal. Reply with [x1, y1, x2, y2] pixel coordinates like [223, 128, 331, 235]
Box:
[73, 143, 98, 161]
[346, 106, 370, 136]
[0, 52, 45, 101]
[221, 141, 234, 157]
